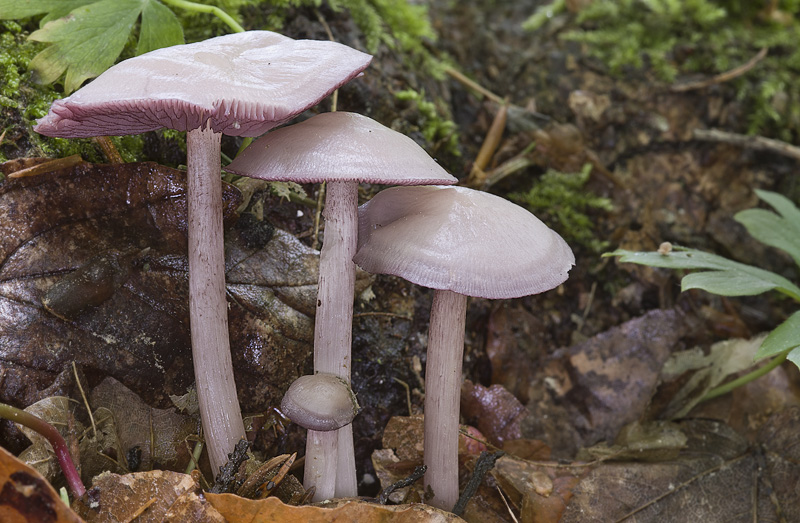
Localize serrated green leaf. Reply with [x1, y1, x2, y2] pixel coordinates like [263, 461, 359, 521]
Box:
[0, 0, 96, 24]
[755, 311, 800, 360]
[137, 0, 183, 55]
[28, 0, 145, 93]
[606, 247, 800, 301]
[735, 190, 800, 268]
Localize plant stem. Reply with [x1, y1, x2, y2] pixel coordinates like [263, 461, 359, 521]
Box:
[0, 403, 86, 498]
[701, 350, 789, 402]
[160, 0, 245, 33]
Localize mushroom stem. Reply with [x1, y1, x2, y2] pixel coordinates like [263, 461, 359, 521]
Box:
[304, 430, 339, 500]
[423, 289, 467, 511]
[187, 126, 246, 475]
[307, 180, 358, 499]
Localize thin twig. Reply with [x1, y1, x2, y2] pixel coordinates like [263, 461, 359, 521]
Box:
[8, 155, 83, 178]
[692, 128, 800, 162]
[671, 47, 768, 92]
[72, 362, 96, 439]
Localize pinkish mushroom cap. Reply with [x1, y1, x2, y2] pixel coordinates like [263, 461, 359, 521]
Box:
[353, 185, 575, 299]
[34, 31, 372, 138]
[224, 111, 457, 185]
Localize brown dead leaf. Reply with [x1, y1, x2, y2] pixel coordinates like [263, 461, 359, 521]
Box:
[461, 381, 527, 447]
[0, 445, 83, 523]
[72, 469, 223, 522]
[89, 377, 198, 473]
[523, 309, 692, 456]
[560, 411, 800, 522]
[206, 494, 464, 522]
[0, 160, 370, 413]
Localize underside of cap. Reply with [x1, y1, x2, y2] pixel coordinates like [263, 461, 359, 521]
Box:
[224, 112, 457, 185]
[353, 185, 575, 299]
[34, 31, 372, 138]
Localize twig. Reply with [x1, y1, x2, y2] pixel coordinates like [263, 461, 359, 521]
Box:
[466, 101, 509, 189]
[353, 311, 413, 321]
[72, 362, 96, 439]
[692, 128, 800, 162]
[392, 378, 413, 416]
[93, 136, 123, 164]
[452, 450, 505, 516]
[8, 155, 83, 178]
[671, 47, 768, 92]
[445, 67, 505, 106]
[377, 465, 427, 505]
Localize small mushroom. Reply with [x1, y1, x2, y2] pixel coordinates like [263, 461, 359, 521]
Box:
[281, 373, 359, 501]
[281, 374, 359, 432]
[353, 185, 574, 510]
[35, 31, 372, 475]
[226, 111, 456, 499]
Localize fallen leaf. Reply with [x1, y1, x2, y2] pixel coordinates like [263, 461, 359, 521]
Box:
[461, 381, 527, 447]
[0, 445, 82, 523]
[0, 160, 370, 414]
[560, 411, 800, 521]
[72, 469, 223, 522]
[206, 494, 465, 522]
[523, 309, 692, 456]
[88, 377, 198, 473]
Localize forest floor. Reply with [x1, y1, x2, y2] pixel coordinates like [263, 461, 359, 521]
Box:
[0, 1, 799, 522]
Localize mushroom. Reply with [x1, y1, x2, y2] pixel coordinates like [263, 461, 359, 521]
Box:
[281, 373, 359, 431]
[225, 111, 456, 498]
[353, 185, 574, 510]
[34, 31, 372, 475]
[281, 373, 359, 501]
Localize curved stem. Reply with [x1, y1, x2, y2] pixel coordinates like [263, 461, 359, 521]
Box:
[701, 350, 789, 402]
[160, 0, 245, 33]
[187, 126, 246, 476]
[0, 403, 86, 498]
[424, 290, 467, 512]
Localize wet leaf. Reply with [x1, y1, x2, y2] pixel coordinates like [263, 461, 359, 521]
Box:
[0, 160, 347, 413]
[0, 445, 83, 523]
[72, 469, 224, 522]
[460, 381, 527, 447]
[205, 494, 465, 522]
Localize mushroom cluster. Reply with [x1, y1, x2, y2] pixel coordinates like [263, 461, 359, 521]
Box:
[354, 185, 574, 510]
[35, 31, 372, 476]
[227, 111, 456, 500]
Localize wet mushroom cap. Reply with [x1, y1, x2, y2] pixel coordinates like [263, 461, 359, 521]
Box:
[281, 374, 360, 432]
[225, 111, 457, 185]
[34, 31, 372, 138]
[353, 185, 575, 299]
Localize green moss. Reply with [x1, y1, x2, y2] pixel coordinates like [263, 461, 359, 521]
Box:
[510, 164, 613, 254]
[537, 0, 800, 142]
[395, 89, 460, 157]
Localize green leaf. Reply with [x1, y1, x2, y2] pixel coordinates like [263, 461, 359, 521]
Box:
[787, 347, 800, 369]
[606, 247, 800, 301]
[0, 0, 96, 24]
[28, 0, 145, 93]
[137, 0, 183, 56]
[735, 190, 800, 268]
[755, 311, 800, 360]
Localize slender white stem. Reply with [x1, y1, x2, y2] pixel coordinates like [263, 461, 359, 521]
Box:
[187, 126, 246, 476]
[307, 180, 358, 500]
[304, 429, 338, 500]
[423, 289, 467, 511]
